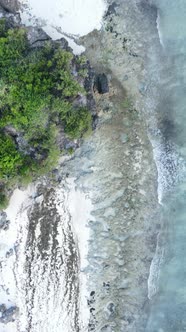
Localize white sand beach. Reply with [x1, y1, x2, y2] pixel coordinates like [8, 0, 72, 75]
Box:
[19, 0, 107, 54]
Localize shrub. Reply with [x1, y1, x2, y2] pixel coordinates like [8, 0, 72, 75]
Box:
[0, 19, 92, 198]
[0, 133, 23, 178]
[62, 107, 92, 138]
[0, 191, 8, 209]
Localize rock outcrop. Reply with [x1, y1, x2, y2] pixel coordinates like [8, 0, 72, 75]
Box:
[94, 73, 109, 94]
[0, 0, 20, 13]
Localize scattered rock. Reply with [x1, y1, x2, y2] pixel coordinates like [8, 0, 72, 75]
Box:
[100, 325, 112, 332]
[94, 74, 109, 94]
[58, 37, 72, 51]
[107, 302, 116, 314]
[122, 37, 130, 50]
[129, 51, 138, 57]
[89, 322, 96, 331]
[0, 304, 6, 313]
[103, 282, 110, 290]
[88, 291, 96, 306]
[6, 248, 13, 258]
[0, 305, 18, 324]
[0, 212, 10, 231]
[105, 2, 118, 17]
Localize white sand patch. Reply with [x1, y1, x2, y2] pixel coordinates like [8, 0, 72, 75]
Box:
[67, 178, 92, 269]
[0, 177, 92, 331]
[19, 0, 107, 54]
[0, 187, 33, 305]
[56, 178, 93, 330]
[68, 178, 93, 330]
[0, 185, 35, 331]
[0, 322, 16, 332]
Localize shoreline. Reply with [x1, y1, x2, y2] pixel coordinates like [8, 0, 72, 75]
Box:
[0, 0, 164, 331]
[81, 1, 162, 330]
[18, 0, 107, 55]
[1, 178, 93, 331]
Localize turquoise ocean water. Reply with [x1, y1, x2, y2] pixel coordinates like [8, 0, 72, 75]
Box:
[145, 0, 186, 331]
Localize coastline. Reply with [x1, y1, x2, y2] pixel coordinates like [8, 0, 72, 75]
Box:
[0, 0, 165, 331]
[18, 0, 107, 55]
[81, 1, 162, 330]
[1, 178, 93, 331]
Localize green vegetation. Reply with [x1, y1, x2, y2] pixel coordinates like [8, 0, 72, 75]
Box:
[0, 19, 92, 206]
[61, 106, 92, 138]
[0, 191, 8, 209]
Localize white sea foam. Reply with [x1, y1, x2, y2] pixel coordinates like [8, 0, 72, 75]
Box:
[151, 137, 186, 204]
[143, 78, 186, 204]
[145, 1, 186, 305]
[148, 233, 164, 299]
[19, 0, 107, 54]
[156, 11, 165, 48]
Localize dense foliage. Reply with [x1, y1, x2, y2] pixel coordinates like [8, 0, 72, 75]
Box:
[0, 19, 92, 205]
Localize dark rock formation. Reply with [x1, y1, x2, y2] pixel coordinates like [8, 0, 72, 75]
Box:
[0, 0, 20, 13]
[107, 302, 115, 314]
[4, 126, 18, 137]
[94, 73, 109, 94]
[0, 304, 18, 323]
[100, 325, 112, 332]
[6, 248, 13, 258]
[105, 2, 118, 17]
[0, 212, 10, 230]
[26, 27, 50, 47]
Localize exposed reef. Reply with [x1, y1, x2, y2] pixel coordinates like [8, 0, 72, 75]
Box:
[0, 1, 161, 332]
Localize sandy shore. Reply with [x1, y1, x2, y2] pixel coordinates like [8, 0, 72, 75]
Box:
[0, 0, 162, 331]
[0, 178, 93, 331]
[19, 0, 107, 54]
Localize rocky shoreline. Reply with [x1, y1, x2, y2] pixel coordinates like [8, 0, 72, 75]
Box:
[0, 3, 111, 206]
[0, 1, 162, 331]
[0, 0, 20, 13]
[80, 1, 162, 330]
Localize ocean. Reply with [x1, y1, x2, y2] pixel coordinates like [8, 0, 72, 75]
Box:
[0, 0, 186, 331]
[145, 0, 186, 331]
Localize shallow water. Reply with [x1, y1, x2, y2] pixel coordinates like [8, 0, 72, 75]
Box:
[145, 1, 186, 331]
[2, 0, 186, 330]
